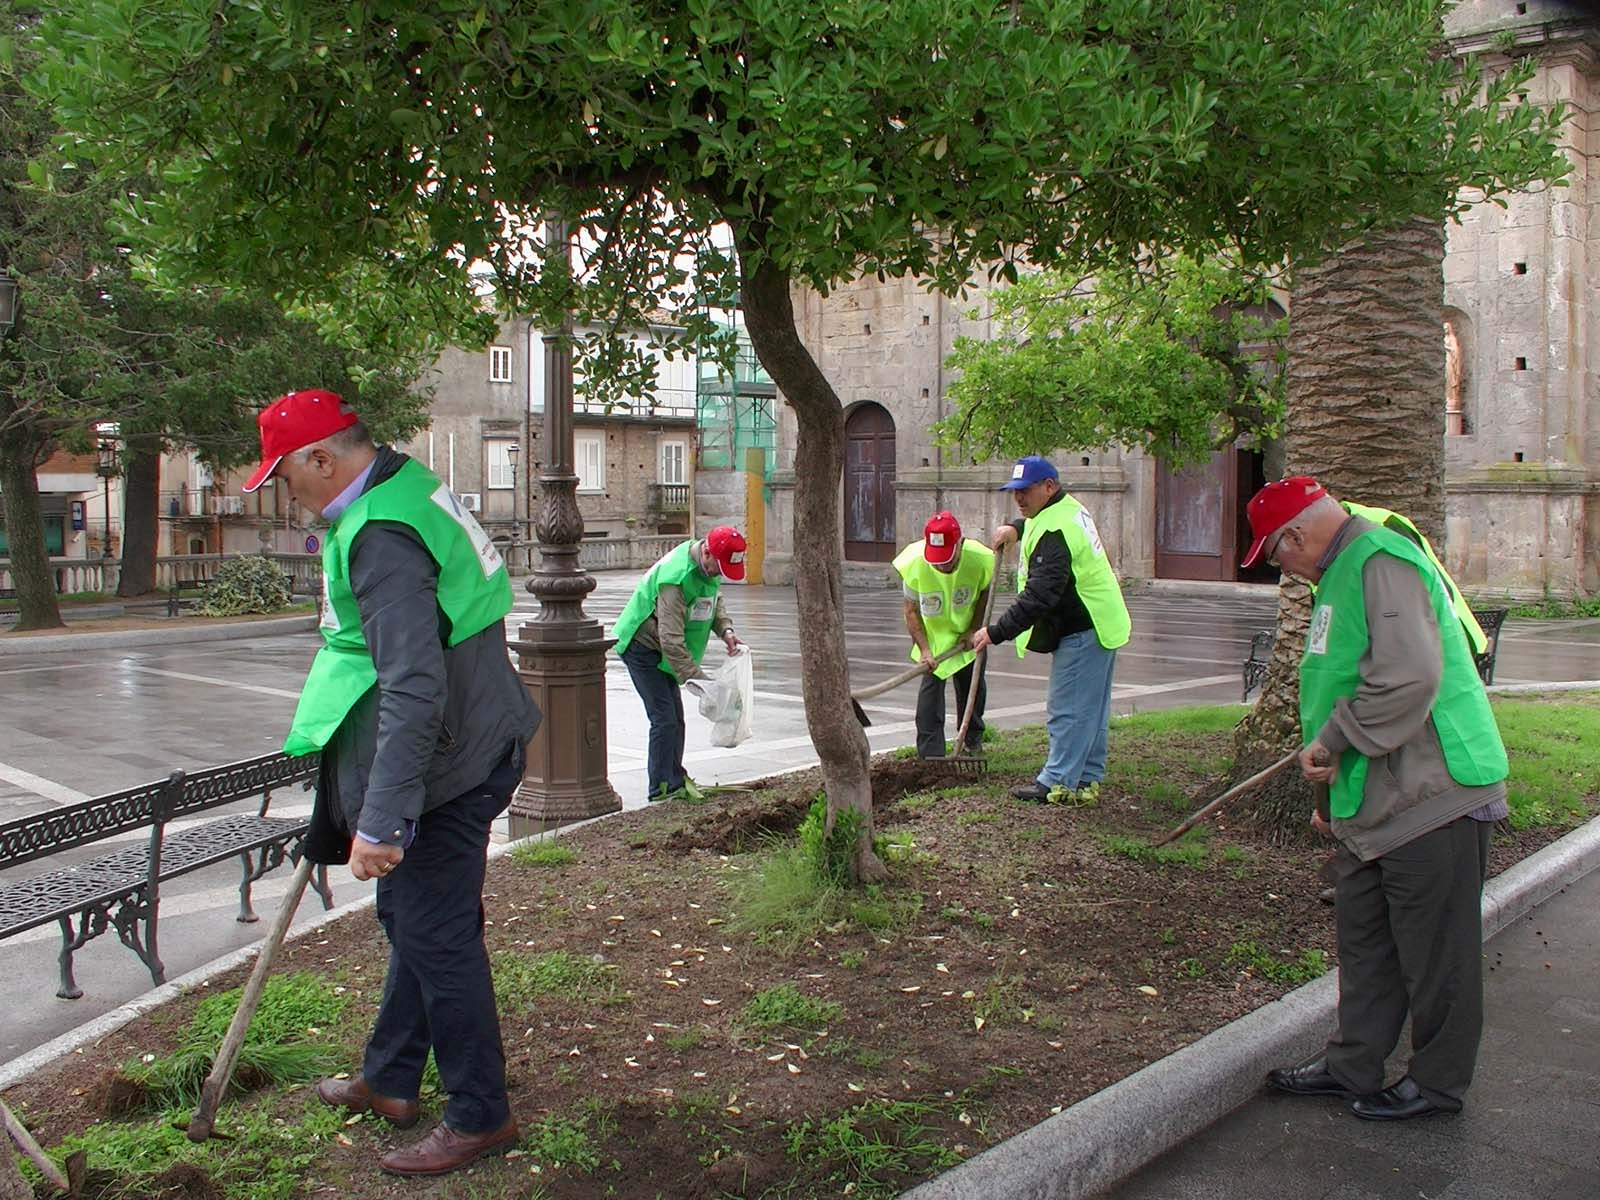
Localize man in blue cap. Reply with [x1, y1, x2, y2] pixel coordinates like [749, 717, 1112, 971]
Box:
[972, 455, 1131, 802]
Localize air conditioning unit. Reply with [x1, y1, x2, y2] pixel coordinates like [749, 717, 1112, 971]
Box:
[458, 492, 482, 512]
[219, 496, 245, 516]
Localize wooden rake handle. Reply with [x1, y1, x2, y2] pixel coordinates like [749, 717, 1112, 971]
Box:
[953, 544, 1009, 751]
[187, 855, 316, 1142]
[1152, 749, 1299, 847]
[850, 645, 965, 702]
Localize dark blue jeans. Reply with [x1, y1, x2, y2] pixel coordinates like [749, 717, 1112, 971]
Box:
[621, 639, 687, 798]
[363, 746, 520, 1133]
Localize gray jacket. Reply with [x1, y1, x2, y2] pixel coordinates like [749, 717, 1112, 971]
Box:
[318, 447, 540, 848]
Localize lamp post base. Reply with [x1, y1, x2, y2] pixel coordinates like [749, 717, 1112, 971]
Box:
[508, 617, 620, 834]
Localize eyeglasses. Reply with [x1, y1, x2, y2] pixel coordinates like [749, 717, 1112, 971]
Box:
[1264, 527, 1293, 567]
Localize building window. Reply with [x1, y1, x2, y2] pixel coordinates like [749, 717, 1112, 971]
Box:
[485, 439, 516, 490]
[576, 433, 605, 493]
[489, 346, 512, 383]
[660, 440, 687, 486]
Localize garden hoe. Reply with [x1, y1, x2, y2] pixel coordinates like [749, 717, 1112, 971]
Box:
[1152, 749, 1299, 847]
[185, 855, 317, 1142]
[849, 645, 964, 727]
[941, 544, 1010, 778]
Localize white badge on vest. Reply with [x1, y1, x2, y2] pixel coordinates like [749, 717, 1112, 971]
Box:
[952, 585, 973, 609]
[319, 573, 340, 632]
[1077, 509, 1106, 556]
[690, 596, 716, 622]
[919, 593, 945, 617]
[431, 485, 504, 579]
[1308, 605, 1333, 655]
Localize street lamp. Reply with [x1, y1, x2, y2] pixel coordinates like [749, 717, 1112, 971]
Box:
[0, 268, 17, 335]
[94, 427, 120, 567]
[505, 441, 520, 571]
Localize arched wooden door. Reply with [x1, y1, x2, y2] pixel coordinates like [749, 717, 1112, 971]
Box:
[844, 402, 896, 562]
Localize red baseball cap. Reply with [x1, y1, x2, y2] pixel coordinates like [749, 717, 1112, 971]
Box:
[705, 526, 747, 581]
[1241, 476, 1328, 568]
[241, 389, 361, 493]
[923, 511, 961, 566]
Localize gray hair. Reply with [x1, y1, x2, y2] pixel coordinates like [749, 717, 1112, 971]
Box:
[290, 421, 373, 463]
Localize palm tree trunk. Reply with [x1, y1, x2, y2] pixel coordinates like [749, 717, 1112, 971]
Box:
[1235, 218, 1447, 836]
[738, 248, 887, 883]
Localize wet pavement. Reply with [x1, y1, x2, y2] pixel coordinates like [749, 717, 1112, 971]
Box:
[2, 574, 1597, 1065]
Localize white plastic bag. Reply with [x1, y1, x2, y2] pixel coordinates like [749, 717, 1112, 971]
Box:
[694, 648, 754, 747]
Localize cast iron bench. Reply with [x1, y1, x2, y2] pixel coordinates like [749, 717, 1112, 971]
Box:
[0, 751, 334, 999]
[1240, 606, 1511, 699]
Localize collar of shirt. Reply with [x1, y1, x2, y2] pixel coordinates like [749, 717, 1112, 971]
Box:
[321, 459, 377, 523]
[1316, 514, 1367, 574]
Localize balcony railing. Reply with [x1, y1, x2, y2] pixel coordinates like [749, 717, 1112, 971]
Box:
[647, 483, 690, 513]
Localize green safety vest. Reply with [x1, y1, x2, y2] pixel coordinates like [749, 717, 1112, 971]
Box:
[1015, 493, 1131, 656]
[612, 541, 721, 682]
[1341, 502, 1487, 655]
[283, 458, 513, 756]
[1299, 525, 1507, 819]
[892, 538, 997, 679]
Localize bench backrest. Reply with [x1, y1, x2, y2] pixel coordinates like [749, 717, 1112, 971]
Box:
[0, 751, 320, 871]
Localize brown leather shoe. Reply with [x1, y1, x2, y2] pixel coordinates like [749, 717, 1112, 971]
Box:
[380, 1119, 520, 1177]
[315, 1076, 420, 1129]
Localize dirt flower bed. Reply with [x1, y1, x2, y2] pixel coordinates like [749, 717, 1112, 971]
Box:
[4, 707, 1592, 1200]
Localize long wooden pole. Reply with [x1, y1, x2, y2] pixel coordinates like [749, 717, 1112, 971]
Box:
[2, 1097, 67, 1193]
[1152, 750, 1299, 847]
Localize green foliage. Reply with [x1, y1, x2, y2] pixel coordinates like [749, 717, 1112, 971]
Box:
[1225, 941, 1330, 985]
[122, 972, 346, 1109]
[492, 949, 612, 1008]
[733, 834, 919, 948]
[785, 1100, 960, 1197]
[523, 1106, 611, 1173]
[799, 794, 864, 887]
[1491, 693, 1600, 829]
[1506, 595, 1600, 619]
[510, 840, 578, 868]
[741, 984, 842, 1031]
[199, 554, 292, 616]
[1100, 834, 1208, 867]
[1177, 957, 1207, 978]
[941, 254, 1286, 466]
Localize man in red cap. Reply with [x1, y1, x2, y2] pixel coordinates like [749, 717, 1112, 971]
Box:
[612, 527, 746, 800]
[246, 389, 540, 1175]
[892, 512, 996, 758]
[1246, 477, 1508, 1121]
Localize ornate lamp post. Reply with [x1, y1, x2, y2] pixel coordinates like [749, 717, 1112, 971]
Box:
[508, 217, 621, 830]
[504, 440, 521, 573]
[94, 427, 120, 565]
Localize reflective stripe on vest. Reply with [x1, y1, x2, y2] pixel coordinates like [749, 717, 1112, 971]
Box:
[283, 459, 512, 756]
[1340, 501, 1487, 655]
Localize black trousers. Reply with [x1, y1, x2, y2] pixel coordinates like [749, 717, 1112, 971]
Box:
[1324, 816, 1492, 1108]
[363, 749, 521, 1133]
[621, 639, 687, 797]
[915, 660, 987, 759]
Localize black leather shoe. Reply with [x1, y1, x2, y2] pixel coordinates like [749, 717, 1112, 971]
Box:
[1348, 1076, 1455, 1121]
[1010, 782, 1051, 802]
[1267, 1058, 1355, 1098]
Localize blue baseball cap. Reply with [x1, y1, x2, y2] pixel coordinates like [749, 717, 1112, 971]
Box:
[998, 455, 1059, 491]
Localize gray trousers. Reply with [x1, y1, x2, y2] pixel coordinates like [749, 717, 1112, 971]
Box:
[915, 661, 986, 758]
[1324, 815, 1492, 1108]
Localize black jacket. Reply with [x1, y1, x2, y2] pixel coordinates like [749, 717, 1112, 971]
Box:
[306, 447, 540, 862]
[986, 491, 1095, 654]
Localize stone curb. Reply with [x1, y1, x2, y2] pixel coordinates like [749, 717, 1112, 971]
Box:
[0, 614, 318, 656]
[901, 814, 1600, 1200]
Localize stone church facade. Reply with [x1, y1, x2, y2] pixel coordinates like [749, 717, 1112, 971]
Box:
[763, 1, 1599, 600]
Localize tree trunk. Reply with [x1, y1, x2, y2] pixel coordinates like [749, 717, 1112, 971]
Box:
[0, 418, 64, 632]
[738, 250, 886, 883]
[1234, 218, 1448, 836]
[117, 434, 161, 597]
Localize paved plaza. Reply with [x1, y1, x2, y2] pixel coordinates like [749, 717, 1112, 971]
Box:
[2, 575, 1599, 1066]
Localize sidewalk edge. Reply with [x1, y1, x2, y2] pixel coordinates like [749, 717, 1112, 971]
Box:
[901, 814, 1600, 1200]
[0, 614, 317, 656]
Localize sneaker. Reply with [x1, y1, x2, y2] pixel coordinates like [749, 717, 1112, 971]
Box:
[1047, 782, 1100, 807]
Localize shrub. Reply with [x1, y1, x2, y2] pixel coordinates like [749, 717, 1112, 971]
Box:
[201, 555, 292, 616]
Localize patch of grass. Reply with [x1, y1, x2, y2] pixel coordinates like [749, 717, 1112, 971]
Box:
[33, 1095, 345, 1200]
[1505, 595, 1600, 619]
[492, 949, 612, 1008]
[510, 840, 577, 868]
[1099, 834, 1208, 868]
[839, 949, 867, 969]
[954, 810, 998, 827]
[1157, 927, 1177, 946]
[1176, 957, 1207, 978]
[524, 1105, 612, 1173]
[1225, 940, 1330, 985]
[1491, 694, 1600, 829]
[122, 973, 347, 1109]
[742, 984, 842, 1031]
[784, 1099, 960, 1197]
[665, 1028, 706, 1053]
[973, 972, 1026, 1024]
[1220, 845, 1249, 864]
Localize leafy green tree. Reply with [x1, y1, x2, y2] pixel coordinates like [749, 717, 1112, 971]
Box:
[938, 255, 1286, 468]
[2, 2, 427, 628]
[32, 0, 1564, 874]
